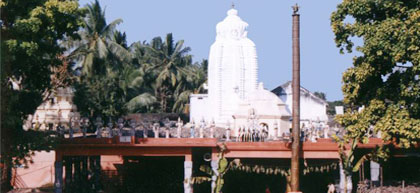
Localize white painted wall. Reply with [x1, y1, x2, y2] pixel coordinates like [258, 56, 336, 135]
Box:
[276, 82, 328, 126]
[189, 94, 209, 123]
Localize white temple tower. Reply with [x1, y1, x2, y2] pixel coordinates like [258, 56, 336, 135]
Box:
[190, 7, 291, 134]
[190, 7, 328, 138]
[207, 8, 258, 124]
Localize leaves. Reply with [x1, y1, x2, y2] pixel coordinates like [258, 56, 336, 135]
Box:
[332, 0, 420, 147]
[132, 33, 207, 114]
[331, 0, 420, 182]
[70, 2, 207, 118]
[218, 158, 229, 174]
[1, 1, 83, 189]
[125, 93, 156, 112]
[199, 165, 214, 176]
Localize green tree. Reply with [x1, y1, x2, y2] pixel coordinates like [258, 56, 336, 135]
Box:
[130, 34, 207, 114]
[331, 0, 420, 190]
[0, 0, 83, 190]
[172, 59, 207, 114]
[142, 33, 193, 113]
[72, 1, 155, 118]
[68, 0, 129, 78]
[314, 91, 326, 101]
[72, 1, 206, 117]
[327, 100, 344, 115]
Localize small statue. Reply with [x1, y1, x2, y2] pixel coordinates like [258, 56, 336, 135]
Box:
[143, 126, 148, 138]
[255, 129, 260, 142]
[243, 127, 247, 142]
[310, 129, 317, 142]
[117, 118, 124, 137]
[262, 127, 267, 142]
[190, 121, 195, 138]
[226, 127, 231, 141]
[129, 119, 137, 137]
[153, 123, 159, 138]
[176, 117, 182, 138]
[95, 117, 103, 138]
[210, 120, 215, 138]
[165, 128, 170, 138]
[199, 119, 205, 138]
[237, 126, 243, 142]
[107, 120, 113, 138]
[80, 117, 89, 138]
[251, 129, 257, 142]
[246, 128, 252, 142]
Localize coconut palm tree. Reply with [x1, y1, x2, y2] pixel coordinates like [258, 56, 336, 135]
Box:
[68, 0, 130, 78]
[119, 61, 156, 113]
[172, 59, 207, 113]
[70, 2, 206, 116]
[71, 1, 154, 117]
[143, 33, 192, 112]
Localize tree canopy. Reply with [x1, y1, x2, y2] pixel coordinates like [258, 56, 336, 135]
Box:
[1, 0, 84, 190]
[70, 0, 207, 119]
[331, 0, 420, 148]
[331, 2, 419, 189]
[1, 0, 207, 189]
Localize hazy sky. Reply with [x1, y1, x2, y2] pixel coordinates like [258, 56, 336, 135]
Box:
[79, 0, 356, 101]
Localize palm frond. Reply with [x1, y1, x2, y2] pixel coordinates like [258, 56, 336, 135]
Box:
[125, 93, 156, 112]
[96, 38, 108, 58]
[107, 40, 131, 63]
[102, 19, 123, 38]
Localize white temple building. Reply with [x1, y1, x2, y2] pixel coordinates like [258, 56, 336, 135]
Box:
[24, 87, 80, 130]
[189, 7, 329, 137]
[272, 81, 328, 126]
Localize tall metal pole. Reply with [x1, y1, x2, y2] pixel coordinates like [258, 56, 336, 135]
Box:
[291, 3, 301, 193]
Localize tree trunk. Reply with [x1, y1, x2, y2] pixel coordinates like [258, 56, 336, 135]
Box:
[159, 87, 167, 113]
[1, 161, 13, 192]
[1, 23, 13, 192]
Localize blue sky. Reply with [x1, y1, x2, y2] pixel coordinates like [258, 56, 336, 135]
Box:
[79, 0, 356, 101]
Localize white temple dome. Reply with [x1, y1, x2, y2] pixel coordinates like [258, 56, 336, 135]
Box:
[240, 84, 289, 117]
[247, 84, 286, 105]
[216, 8, 249, 40]
[227, 8, 238, 16]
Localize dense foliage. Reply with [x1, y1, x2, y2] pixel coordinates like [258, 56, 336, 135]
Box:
[70, 1, 207, 119]
[0, 0, 84, 190]
[327, 100, 344, 115]
[1, 0, 206, 190]
[331, 1, 420, 190]
[332, 0, 420, 149]
[313, 91, 326, 101]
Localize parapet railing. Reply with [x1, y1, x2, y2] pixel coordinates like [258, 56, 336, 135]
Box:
[49, 117, 345, 143]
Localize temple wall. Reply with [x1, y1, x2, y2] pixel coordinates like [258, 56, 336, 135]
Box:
[189, 94, 209, 122]
[280, 84, 328, 125]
